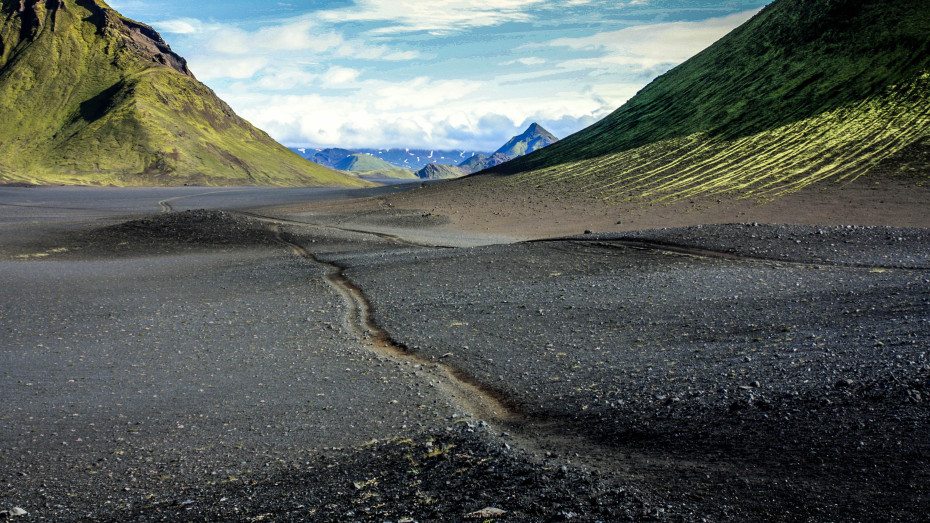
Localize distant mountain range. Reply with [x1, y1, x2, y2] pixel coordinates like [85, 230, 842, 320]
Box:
[295, 122, 560, 180]
[456, 123, 558, 174]
[0, 0, 362, 187]
[487, 0, 930, 200]
[292, 147, 489, 172]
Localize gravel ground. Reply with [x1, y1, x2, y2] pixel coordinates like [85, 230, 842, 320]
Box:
[3, 208, 929, 521]
[597, 223, 930, 269]
[0, 215, 463, 520]
[322, 224, 930, 521]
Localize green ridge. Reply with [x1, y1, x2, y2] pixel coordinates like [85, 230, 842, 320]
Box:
[0, 0, 369, 187]
[416, 163, 464, 180]
[335, 153, 399, 172]
[488, 0, 930, 201]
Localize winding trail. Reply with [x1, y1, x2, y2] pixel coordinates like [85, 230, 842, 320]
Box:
[158, 189, 246, 213]
[268, 224, 521, 427]
[237, 210, 453, 249]
[241, 214, 777, 481]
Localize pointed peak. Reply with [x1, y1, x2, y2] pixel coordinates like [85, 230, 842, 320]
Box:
[521, 122, 556, 140]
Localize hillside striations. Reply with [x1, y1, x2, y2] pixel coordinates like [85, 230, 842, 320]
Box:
[485, 0, 930, 201]
[0, 0, 367, 187]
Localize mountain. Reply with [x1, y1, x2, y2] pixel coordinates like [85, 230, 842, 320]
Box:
[486, 0, 930, 201]
[458, 152, 512, 174]
[416, 163, 464, 180]
[295, 147, 491, 171]
[334, 153, 398, 172]
[303, 148, 356, 170]
[494, 122, 559, 158]
[458, 123, 558, 174]
[0, 0, 365, 187]
[457, 153, 488, 173]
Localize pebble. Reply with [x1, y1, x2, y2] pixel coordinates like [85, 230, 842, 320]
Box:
[0, 508, 28, 518]
[466, 507, 507, 519]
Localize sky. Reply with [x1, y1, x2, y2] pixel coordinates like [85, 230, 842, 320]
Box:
[108, 0, 771, 152]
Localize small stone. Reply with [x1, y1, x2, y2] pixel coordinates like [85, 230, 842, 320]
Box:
[1, 508, 28, 518]
[466, 507, 507, 519]
[584, 230, 593, 235]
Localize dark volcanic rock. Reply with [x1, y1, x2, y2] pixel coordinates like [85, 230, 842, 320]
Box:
[74, 210, 279, 257]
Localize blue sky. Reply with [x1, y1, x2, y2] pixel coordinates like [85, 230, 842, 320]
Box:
[108, 0, 771, 151]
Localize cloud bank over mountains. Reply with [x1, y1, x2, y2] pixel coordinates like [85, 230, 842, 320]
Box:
[109, 0, 767, 151]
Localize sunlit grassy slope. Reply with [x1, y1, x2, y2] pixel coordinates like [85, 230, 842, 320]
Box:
[488, 0, 930, 201]
[335, 154, 399, 172]
[0, 0, 368, 187]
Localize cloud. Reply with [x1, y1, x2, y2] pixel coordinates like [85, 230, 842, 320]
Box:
[254, 67, 319, 91]
[141, 2, 766, 151]
[333, 41, 423, 61]
[318, 0, 549, 34]
[500, 57, 547, 66]
[546, 9, 760, 71]
[321, 66, 362, 87]
[221, 72, 631, 151]
[201, 21, 344, 55]
[372, 77, 484, 111]
[156, 16, 420, 63]
[189, 57, 269, 81]
[155, 18, 203, 35]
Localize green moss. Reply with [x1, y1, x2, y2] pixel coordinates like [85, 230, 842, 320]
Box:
[0, 0, 370, 187]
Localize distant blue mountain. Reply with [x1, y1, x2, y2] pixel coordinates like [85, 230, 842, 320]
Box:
[291, 147, 492, 171]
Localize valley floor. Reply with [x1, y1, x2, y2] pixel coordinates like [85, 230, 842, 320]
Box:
[0, 185, 928, 521]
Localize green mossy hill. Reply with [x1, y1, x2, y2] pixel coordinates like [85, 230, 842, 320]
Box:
[488, 0, 930, 201]
[335, 153, 399, 172]
[0, 0, 368, 187]
[417, 163, 464, 180]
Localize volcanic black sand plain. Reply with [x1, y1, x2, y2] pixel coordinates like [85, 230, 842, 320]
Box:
[1, 184, 929, 521]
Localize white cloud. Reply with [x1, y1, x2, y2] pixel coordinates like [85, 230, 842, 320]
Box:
[220, 73, 628, 151]
[333, 41, 423, 61]
[189, 57, 269, 81]
[201, 21, 343, 55]
[319, 0, 549, 34]
[254, 21, 343, 53]
[546, 9, 760, 71]
[156, 16, 420, 63]
[321, 66, 362, 87]
[254, 67, 319, 91]
[500, 57, 547, 66]
[155, 18, 203, 35]
[372, 77, 484, 111]
[141, 2, 764, 151]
